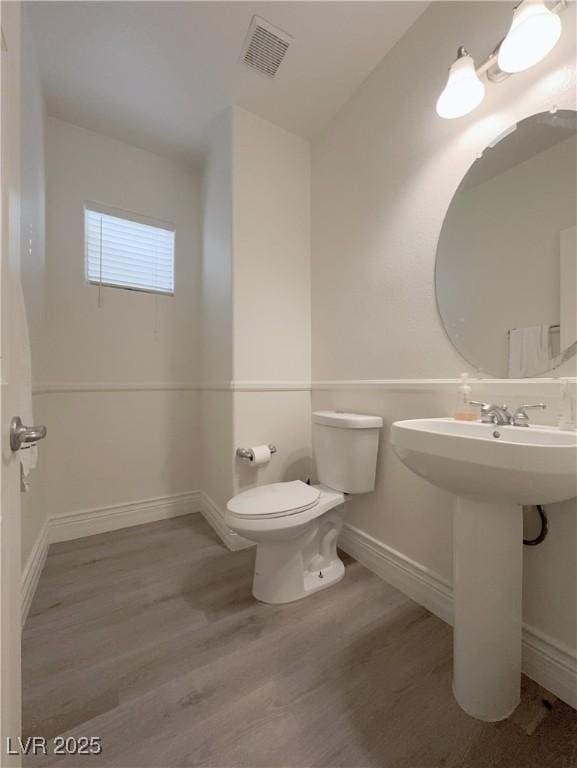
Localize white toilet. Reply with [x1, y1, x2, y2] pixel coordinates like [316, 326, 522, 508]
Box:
[225, 411, 382, 604]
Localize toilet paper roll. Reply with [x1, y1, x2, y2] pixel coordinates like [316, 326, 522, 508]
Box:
[249, 445, 271, 466]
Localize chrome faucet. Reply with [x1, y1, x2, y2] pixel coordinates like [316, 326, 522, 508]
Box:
[470, 401, 547, 426]
[470, 402, 513, 425]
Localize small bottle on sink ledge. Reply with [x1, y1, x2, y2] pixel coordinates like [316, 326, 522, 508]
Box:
[454, 373, 478, 421]
[558, 378, 576, 431]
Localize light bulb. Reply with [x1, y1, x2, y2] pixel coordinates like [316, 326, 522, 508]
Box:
[498, 0, 562, 74]
[436, 48, 485, 119]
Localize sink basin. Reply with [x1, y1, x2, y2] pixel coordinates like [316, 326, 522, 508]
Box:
[390, 417, 577, 723]
[391, 418, 577, 505]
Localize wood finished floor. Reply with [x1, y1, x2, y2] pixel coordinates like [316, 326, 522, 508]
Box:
[23, 514, 577, 768]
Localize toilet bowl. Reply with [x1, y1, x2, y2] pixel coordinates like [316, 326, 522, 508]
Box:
[226, 482, 346, 603]
[225, 411, 383, 604]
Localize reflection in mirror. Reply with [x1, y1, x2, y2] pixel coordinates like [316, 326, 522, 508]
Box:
[436, 109, 577, 378]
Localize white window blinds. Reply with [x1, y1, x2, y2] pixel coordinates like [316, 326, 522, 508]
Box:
[85, 204, 175, 295]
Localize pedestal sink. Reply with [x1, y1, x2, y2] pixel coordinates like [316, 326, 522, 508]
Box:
[391, 418, 577, 722]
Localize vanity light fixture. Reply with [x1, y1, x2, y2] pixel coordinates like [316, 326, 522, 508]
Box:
[437, 0, 566, 119]
[498, 0, 562, 73]
[436, 47, 486, 119]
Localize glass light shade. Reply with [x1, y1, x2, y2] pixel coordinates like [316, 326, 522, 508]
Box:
[498, 0, 562, 74]
[436, 54, 485, 119]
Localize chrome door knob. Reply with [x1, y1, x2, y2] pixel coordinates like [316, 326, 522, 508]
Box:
[9, 416, 47, 452]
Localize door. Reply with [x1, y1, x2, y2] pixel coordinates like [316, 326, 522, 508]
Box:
[0, 2, 22, 764]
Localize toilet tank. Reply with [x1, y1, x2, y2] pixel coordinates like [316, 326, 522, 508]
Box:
[312, 411, 383, 494]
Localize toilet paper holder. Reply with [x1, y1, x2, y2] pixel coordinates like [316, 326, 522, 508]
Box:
[236, 444, 277, 461]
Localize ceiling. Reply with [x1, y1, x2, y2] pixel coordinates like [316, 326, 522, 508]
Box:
[27, 1, 427, 166]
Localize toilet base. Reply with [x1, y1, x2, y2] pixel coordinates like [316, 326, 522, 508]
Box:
[252, 509, 346, 604]
[302, 556, 345, 597]
[253, 550, 345, 604]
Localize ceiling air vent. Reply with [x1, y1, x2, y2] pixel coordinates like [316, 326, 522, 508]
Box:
[240, 16, 293, 78]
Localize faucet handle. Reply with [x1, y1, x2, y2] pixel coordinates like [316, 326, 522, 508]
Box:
[512, 403, 546, 426]
[515, 403, 546, 414]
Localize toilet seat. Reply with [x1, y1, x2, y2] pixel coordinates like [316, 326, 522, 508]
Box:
[226, 480, 320, 519]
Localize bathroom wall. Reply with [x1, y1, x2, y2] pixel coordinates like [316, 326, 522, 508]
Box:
[200, 109, 234, 511]
[232, 107, 311, 386]
[20, 10, 48, 565]
[25, 118, 202, 561]
[199, 107, 312, 521]
[231, 108, 312, 498]
[312, 0, 577, 677]
[24, 103, 311, 561]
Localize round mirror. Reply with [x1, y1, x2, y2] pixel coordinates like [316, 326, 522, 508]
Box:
[436, 109, 576, 378]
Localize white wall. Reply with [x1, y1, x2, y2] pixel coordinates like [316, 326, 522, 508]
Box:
[232, 107, 311, 384]
[200, 109, 234, 510]
[312, 0, 577, 665]
[233, 390, 312, 496]
[43, 119, 201, 386]
[231, 108, 312, 498]
[20, 9, 48, 565]
[201, 110, 233, 388]
[199, 107, 312, 514]
[33, 390, 199, 516]
[24, 119, 202, 559]
[312, 1, 576, 382]
[23, 103, 311, 555]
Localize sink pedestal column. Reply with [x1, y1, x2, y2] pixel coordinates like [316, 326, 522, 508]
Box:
[453, 498, 523, 721]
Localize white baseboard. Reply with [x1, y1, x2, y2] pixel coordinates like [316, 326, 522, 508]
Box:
[49, 491, 203, 544]
[200, 491, 253, 551]
[339, 523, 577, 710]
[21, 491, 203, 625]
[21, 489, 251, 625]
[21, 519, 50, 626]
[339, 523, 454, 625]
[522, 625, 577, 710]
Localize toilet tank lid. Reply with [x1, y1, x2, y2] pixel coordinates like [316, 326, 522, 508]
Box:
[312, 411, 383, 429]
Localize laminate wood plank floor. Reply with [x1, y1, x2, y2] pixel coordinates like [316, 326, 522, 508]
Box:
[22, 514, 577, 768]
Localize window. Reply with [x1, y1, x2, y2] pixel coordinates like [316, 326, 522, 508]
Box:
[85, 203, 175, 295]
